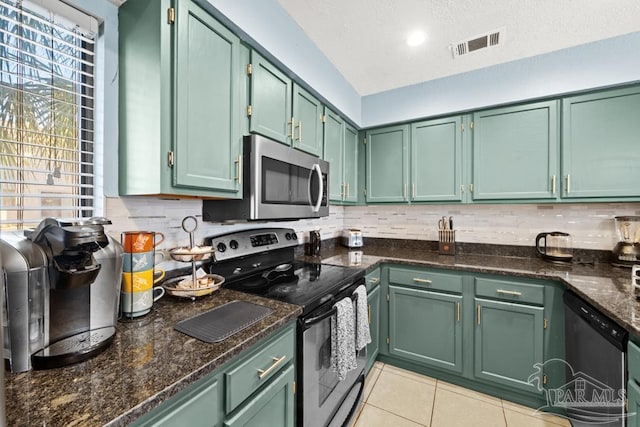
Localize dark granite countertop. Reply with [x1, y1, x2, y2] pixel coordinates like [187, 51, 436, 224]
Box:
[4, 289, 301, 427]
[311, 241, 640, 337]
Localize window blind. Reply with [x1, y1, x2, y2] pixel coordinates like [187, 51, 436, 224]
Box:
[0, 0, 97, 230]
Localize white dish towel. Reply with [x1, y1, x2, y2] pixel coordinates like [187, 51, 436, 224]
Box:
[354, 285, 371, 351]
[331, 297, 357, 381]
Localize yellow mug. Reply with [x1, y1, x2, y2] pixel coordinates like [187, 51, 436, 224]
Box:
[122, 269, 165, 293]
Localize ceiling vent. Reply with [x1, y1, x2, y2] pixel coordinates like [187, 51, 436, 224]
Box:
[451, 27, 505, 58]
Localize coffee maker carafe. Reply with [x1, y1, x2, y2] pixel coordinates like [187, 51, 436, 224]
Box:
[612, 216, 640, 267]
[0, 218, 123, 372]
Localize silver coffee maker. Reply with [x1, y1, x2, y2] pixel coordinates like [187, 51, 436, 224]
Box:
[0, 218, 123, 372]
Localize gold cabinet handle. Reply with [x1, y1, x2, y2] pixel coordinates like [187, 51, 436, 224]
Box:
[368, 304, 371, 324]
[403, 184, 407, 199]
[477, 305, 481, 325]
[288, 117, 294, 139]
[456, 302, 461, 322]
[412, 183, 416, 199]
[234, 154, 242, 184]
[295, 121, 302, 142]
[461, 184, 465, 194]
[257, 355, 286, 379]
[566, 174, 571, 194]
[340, 183, 345, 198]
[551, 175, 556, 194]
[469, 183, 474, 193]
[345, 182, 349, 199]
[496, 289, 522, 296]
[412, 278, 432, 284]
[370, 278, 380, 285]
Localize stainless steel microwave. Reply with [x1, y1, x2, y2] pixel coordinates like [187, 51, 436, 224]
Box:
[202, 134, 329, 221]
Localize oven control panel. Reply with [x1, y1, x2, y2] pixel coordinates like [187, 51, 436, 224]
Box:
[204, 228, 299, 262]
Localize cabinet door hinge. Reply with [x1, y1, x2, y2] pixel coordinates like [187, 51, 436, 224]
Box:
[461, 123, 465, 132]
[292, 381, 296, 394]
[363, 189, 367, 196]
[246, 63, 252, 76]
[247, 105, 253, 117]
[543, 374, 547, 385]
[469, 183, 474, 193]
[167, 7, 175, 25]
[386, 337, 390, 345]
[544, 318, 548, 329]
[386, 293, 389, 301]
[470, 121, 474, 130]
[321, 114, 326, 123]
[168, 151, 174, 167]
[363, 138, 367, 145]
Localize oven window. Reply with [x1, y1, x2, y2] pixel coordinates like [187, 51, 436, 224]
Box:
[316, 316, 340, 405]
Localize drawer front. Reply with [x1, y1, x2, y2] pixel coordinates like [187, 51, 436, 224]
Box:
[225, 326, 295, 413]
[388, 267, 462, 294]
[475, 277, 544, 305]
[629, 341, 640, 385]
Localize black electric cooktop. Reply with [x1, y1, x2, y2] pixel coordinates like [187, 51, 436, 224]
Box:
[216, 260, 365, 315]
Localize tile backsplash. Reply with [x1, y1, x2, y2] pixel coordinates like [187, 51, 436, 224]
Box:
[105, 197, 640, 263]
[343, 203, 640, 251]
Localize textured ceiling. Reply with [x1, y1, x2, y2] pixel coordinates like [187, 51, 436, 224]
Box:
[277, 0, 640, 95]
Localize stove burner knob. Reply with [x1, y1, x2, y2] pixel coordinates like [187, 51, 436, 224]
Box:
[285, 232, 292, 240]
[291, 232, 298, 240]
[216, 242, 227, 253]
[229, 239, 239, 250]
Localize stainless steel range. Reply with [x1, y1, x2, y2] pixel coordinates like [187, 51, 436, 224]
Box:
[204, 228, 366, 427]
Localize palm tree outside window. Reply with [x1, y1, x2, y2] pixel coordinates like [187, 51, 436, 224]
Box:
[0, 0, 98, 230]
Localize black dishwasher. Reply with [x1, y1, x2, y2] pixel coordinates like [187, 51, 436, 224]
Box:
[564, 291, 628, 427]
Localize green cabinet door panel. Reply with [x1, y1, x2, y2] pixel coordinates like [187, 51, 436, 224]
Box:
[175, 2, 241, 192]
[324, 109, 345, 202]
[628, 380, 640, 427]
[366, 125, 410, 203]
[366, 284, 381, 373]
[135, 377, 220, 427]
[224, 364, 295, 427]
[411, 116, 463, 202]
[249, 51, 292, 144]
[562, 87, 640, 198]
[292, 84, 323, 156]
[343, 124, 359, 203]
[389, 285, 463, 373]
[474, 298, 544, 394]
[472, 101, 559, 200]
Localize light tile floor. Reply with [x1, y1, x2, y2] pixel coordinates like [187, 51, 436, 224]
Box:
[351, 362, 571, 427]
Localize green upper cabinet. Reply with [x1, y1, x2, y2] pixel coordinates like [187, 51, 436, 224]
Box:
[410, 116, 464, 202]
[248, 51, 292, 144]
[561, 86, 640, 199]
[249, 51, 323, 156]
[119, 0, 242, 198]
[471, 101, 559, 201]
[366, 125, 410, 202]
[343, 124, 359, 203]
[292, 84, 323, 156]
[324, 109, 344, 202]
[474, 297, 544, 395]
[324, 109, 358, 203]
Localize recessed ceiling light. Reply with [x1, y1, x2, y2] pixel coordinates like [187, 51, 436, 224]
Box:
[406, 31, 426, 47]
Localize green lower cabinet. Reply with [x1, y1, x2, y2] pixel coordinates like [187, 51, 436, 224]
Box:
[628, 380, 640, 426]
[389, 285, 463, 374]
[474, 298, 544, 394]
[366, 284, 381, 373]
[224, 364, 295, 427]
[132, 377, 221, 427]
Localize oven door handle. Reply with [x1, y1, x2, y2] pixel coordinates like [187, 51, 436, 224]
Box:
[307, 163, 323, 213]
[302, 292, 359, 329]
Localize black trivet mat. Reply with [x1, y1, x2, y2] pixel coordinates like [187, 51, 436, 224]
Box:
[174, 300, 273, 343]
